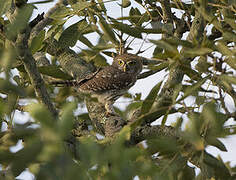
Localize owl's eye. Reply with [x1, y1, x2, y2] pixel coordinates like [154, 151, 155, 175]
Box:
[118, 60, 124, 66]
[128, 61, 136, 66]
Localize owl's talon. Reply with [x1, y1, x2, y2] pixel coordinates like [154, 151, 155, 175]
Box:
[105, 111, 117, 117]
[104, 102, 118, 116]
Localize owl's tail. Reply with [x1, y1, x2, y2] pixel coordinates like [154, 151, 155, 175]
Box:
[50, 80, 79, 87]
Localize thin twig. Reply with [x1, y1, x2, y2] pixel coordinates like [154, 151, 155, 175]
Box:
[29, 0, 65, 42]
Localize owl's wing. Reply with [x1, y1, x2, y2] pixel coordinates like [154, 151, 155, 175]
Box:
[77, 67, 102, 85]
[78, 66, 136, 93]
[49, 68, 102, 87]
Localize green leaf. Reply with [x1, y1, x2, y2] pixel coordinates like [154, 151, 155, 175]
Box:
[0, 79, 26, 97]
[149, 62, 169, 71]
[50, 6, 72, 19]
[27, 103, 54, 128]
[181, 62, 202, 81]
[202, 102, 226, 137]
[195, 56, 211, 73]
[222, 31, 236, 42]
[141, 81, 162, 115]
[150, 39, 178, 53]
[6, 4, 34, 40]
[38, 65, 73, 80]
[2, 94, 18, 116]
[179, 165, 196, 180]
[58, 19, 96, 48]
[78, 138, 102, 168]
[147, 137, 180, 155]
[93, 43, 115, 51]
[206, 137, 227, 152]
[30, 30, 45, 54]
[0, 0, 11, 16]
[131, 106, 172, 128]
[129, 7, 141, 24]
[118, 15, 148, 24]
[58, 102, 76, 138]
[195, 3, 223, 32]
[184, 112, 205, 150]
[164, 37, 194, 48]
[11, 140, 43, 177]
[219, 75, 236, 85]
[45, 22, 65, 39]
[1, 43, 17, 70]
[98, 16, 118, 44]
[117, 125, 131, 142]
[216, 41, 234, 57]
[91, 54, 108, 67]
[78, 35, 93, 48]
[183, 47, 213, 57]
[58, 22, 79, 48]
[177, 76, 209, 102]
[150, 21, 173, 34]
[124, 101, 142, 118]
[203, 152, 231, 178]
[224, 17, 236, 30]
[111, 20, 142, 39]
[139, 28, 165, 34]
[10, 126, 37, 141]
[134, 0, 142, 3]
[71, 1, 91, 12]
[216, 76, 236, 105]
[0, 149, 14, 163]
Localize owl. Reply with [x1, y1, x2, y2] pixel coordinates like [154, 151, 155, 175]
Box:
[53, 53, 143, 114]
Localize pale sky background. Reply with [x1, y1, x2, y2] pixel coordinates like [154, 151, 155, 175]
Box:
[1, 0, 235, 179]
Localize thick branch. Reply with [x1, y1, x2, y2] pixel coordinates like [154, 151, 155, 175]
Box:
[129, 124, 177, 145]
[15, 31, 58, 118]
[46, 38, 96, 81]
[6, 2, 58, 118]
[145, 6, 206, 125]
[85, 98, 126, 137]
[127, 124, 232, 179]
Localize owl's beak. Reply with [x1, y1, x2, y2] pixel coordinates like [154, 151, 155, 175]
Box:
[123, 62, 130, 72]
[123, 63, 127, 72]
[123, 62, 131, 72]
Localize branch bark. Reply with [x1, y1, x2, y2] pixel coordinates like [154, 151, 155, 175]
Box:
[144, 3, 206, 125]
[8, 3, 58, 118]
[160, 0, 173, 38]
[129, 124, 177, 145]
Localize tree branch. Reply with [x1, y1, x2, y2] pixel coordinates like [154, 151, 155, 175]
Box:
[144, 4, 206, 125]
[129, 124, 177, 145]
[29, 0, 66, 42]
[85, 98, 126, 137]
[8, 3, 58, 118]
[160, 0, 173, 38]
[15, 32, 58, 118]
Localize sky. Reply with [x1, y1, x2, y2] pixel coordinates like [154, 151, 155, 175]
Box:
[2, 0, 235, 179]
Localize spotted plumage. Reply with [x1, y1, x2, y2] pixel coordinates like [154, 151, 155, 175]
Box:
[52, 53, 143, 114]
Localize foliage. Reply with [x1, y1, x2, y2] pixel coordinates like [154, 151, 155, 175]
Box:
[0, 0, 236, 179]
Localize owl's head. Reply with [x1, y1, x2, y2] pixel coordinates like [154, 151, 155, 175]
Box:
[112, 53, 143, 75]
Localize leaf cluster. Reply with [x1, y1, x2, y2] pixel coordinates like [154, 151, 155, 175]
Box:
[0, 0, 236, 179]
